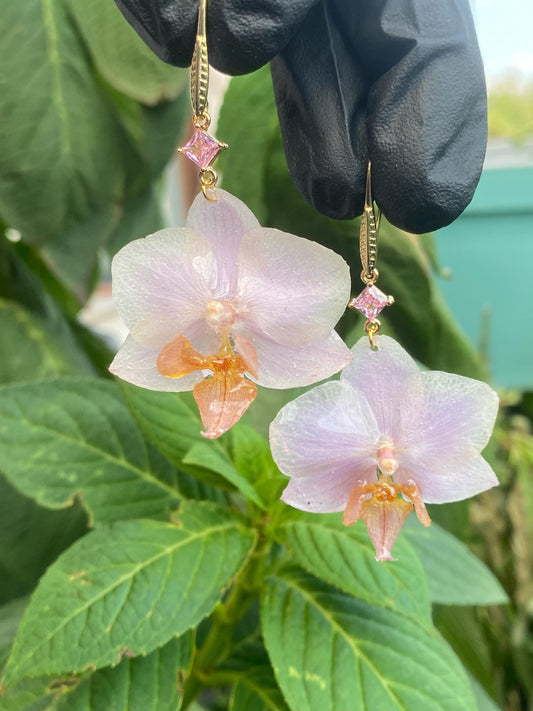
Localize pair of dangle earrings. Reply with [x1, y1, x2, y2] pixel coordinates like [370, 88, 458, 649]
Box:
[109, 0, 499, 561]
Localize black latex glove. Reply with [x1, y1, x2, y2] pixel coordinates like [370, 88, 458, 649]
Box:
[114, 0, 487, 234]
[113, 0, 318, 75]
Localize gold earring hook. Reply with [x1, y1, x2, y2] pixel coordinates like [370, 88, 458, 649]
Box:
[359, 161, 381, 286]
[191, 0, 209, 122]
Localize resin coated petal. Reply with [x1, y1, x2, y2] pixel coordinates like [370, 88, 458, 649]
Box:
[194, 372, 257, 439]
[237, 227, 351, 346]
[362, 497, 413, 562]
[157, 334, 207, 378]
[112, 228, 212, 335]
[395, 456, 499, 505]
[234, 330, 352, 389]
[109, 335, 202, 392]
[341, 335, 418, 438]
[398, 370, 499, 475]
[270, 380, 379, 483]
[186, 189, 259, 299]
[281, 467, 377, 514]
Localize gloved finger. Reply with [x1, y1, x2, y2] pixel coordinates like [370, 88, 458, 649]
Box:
[271, 1, 368, 220]
[335, 0, 487, 233]
[272, 0, 487, 233]
[114, 0, 319, 75]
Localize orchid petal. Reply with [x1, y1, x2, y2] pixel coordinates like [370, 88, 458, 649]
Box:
[111, 228, 212, 338]
[186, 189, 259, 299]
[237, 227, 350, 346]
[109, 335, 202, 392]
[281, 466, 376, 514]
[157, 334, 207, 378]
[396, 455, 498, 504]
[398, 370, 499, 476]
[270, 380, 379, 487]
[234, 329, 352, 389]
[341, 335, 419, 438]
[193, 372, 257, 439]
[361, 497, 413, 562]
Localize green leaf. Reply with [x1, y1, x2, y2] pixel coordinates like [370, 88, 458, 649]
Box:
[261, 566, 477, 711]
[229, 667, 290, 711]
[183, 443, 263, 507]
[54, 633, 193, 711]
[0, 0, 127, 246]
[0, 240, 96, 375]
[66, 0, 186, 105]
[432, 605, 496, 701]
[120, 384, 233, 490]
[0, 474, 87, 605]
[0, 300, 83, 383]
[402, 520, 508, 605]
[274, 511, 431, 623]
[2, 502, 256, 686]
[0, 378, 182, 524]
[0, 599, 29, 669]
[469, 674, 502, 711]
[230, 425, 287, 507]
[105, 186, 163, 257]
[0, 677, 55, 711]
[217, 69, 278, 222]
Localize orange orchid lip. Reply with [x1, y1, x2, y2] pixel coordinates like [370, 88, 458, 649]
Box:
[157, 333, 258, 439]
[343, 476, 431, 561]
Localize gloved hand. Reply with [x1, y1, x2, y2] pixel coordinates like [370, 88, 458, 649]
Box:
[114, 0, 487, 234]
[113, 0, 318, 75]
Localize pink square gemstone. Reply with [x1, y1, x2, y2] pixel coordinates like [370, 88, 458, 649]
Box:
[180, 129, 221, 168]
[349, 285, 390, 319]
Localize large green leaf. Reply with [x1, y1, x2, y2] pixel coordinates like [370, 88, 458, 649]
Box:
[0, 678, 55, 711]
[2, 502, 256, 686]
[0, 378, 182, 524]
[66, 0, 185, 105]
[229, 667, 290, 711]
[261, 566, 477, 711]
[402, 520, 508, 605]
[0, 239, 96, 375]
[469, 674, 502, 711]
[0, 0, 126, 246]
[183, 443, 264, 507]
[432, 605, 497, 702]
[0, 599, 28, 669]
[54, 633, 193, 711]
[120, 383, 235, 490]
[0, 474, 87, 605]
[216, 69, 277, 222]
[105, 186, 163, 257]
[0, 300, 82, 383]
[274, 511, 431, 623]
[230, 425, 287, 508]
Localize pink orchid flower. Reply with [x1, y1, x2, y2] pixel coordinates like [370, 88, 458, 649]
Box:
[270, 335, 499, 561]
[110, 189, 352, 439]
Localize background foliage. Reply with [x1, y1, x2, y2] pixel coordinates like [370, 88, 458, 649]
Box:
[0, 3, 532, 710]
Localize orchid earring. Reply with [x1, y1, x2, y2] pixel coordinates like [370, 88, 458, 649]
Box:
[109, 0, 353, 439]
[269, 164, 499, 561]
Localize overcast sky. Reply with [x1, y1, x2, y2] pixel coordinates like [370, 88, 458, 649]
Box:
[475, 0, 533, 81]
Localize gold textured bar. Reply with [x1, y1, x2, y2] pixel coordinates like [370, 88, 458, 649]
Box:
[191, 0, 209, 119]
[359, 162, 380, 283]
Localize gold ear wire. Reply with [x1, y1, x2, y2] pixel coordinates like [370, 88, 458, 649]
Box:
[360, 161, 380, 286]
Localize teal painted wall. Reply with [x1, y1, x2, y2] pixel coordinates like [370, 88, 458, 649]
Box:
[436, 167, 533, 389]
